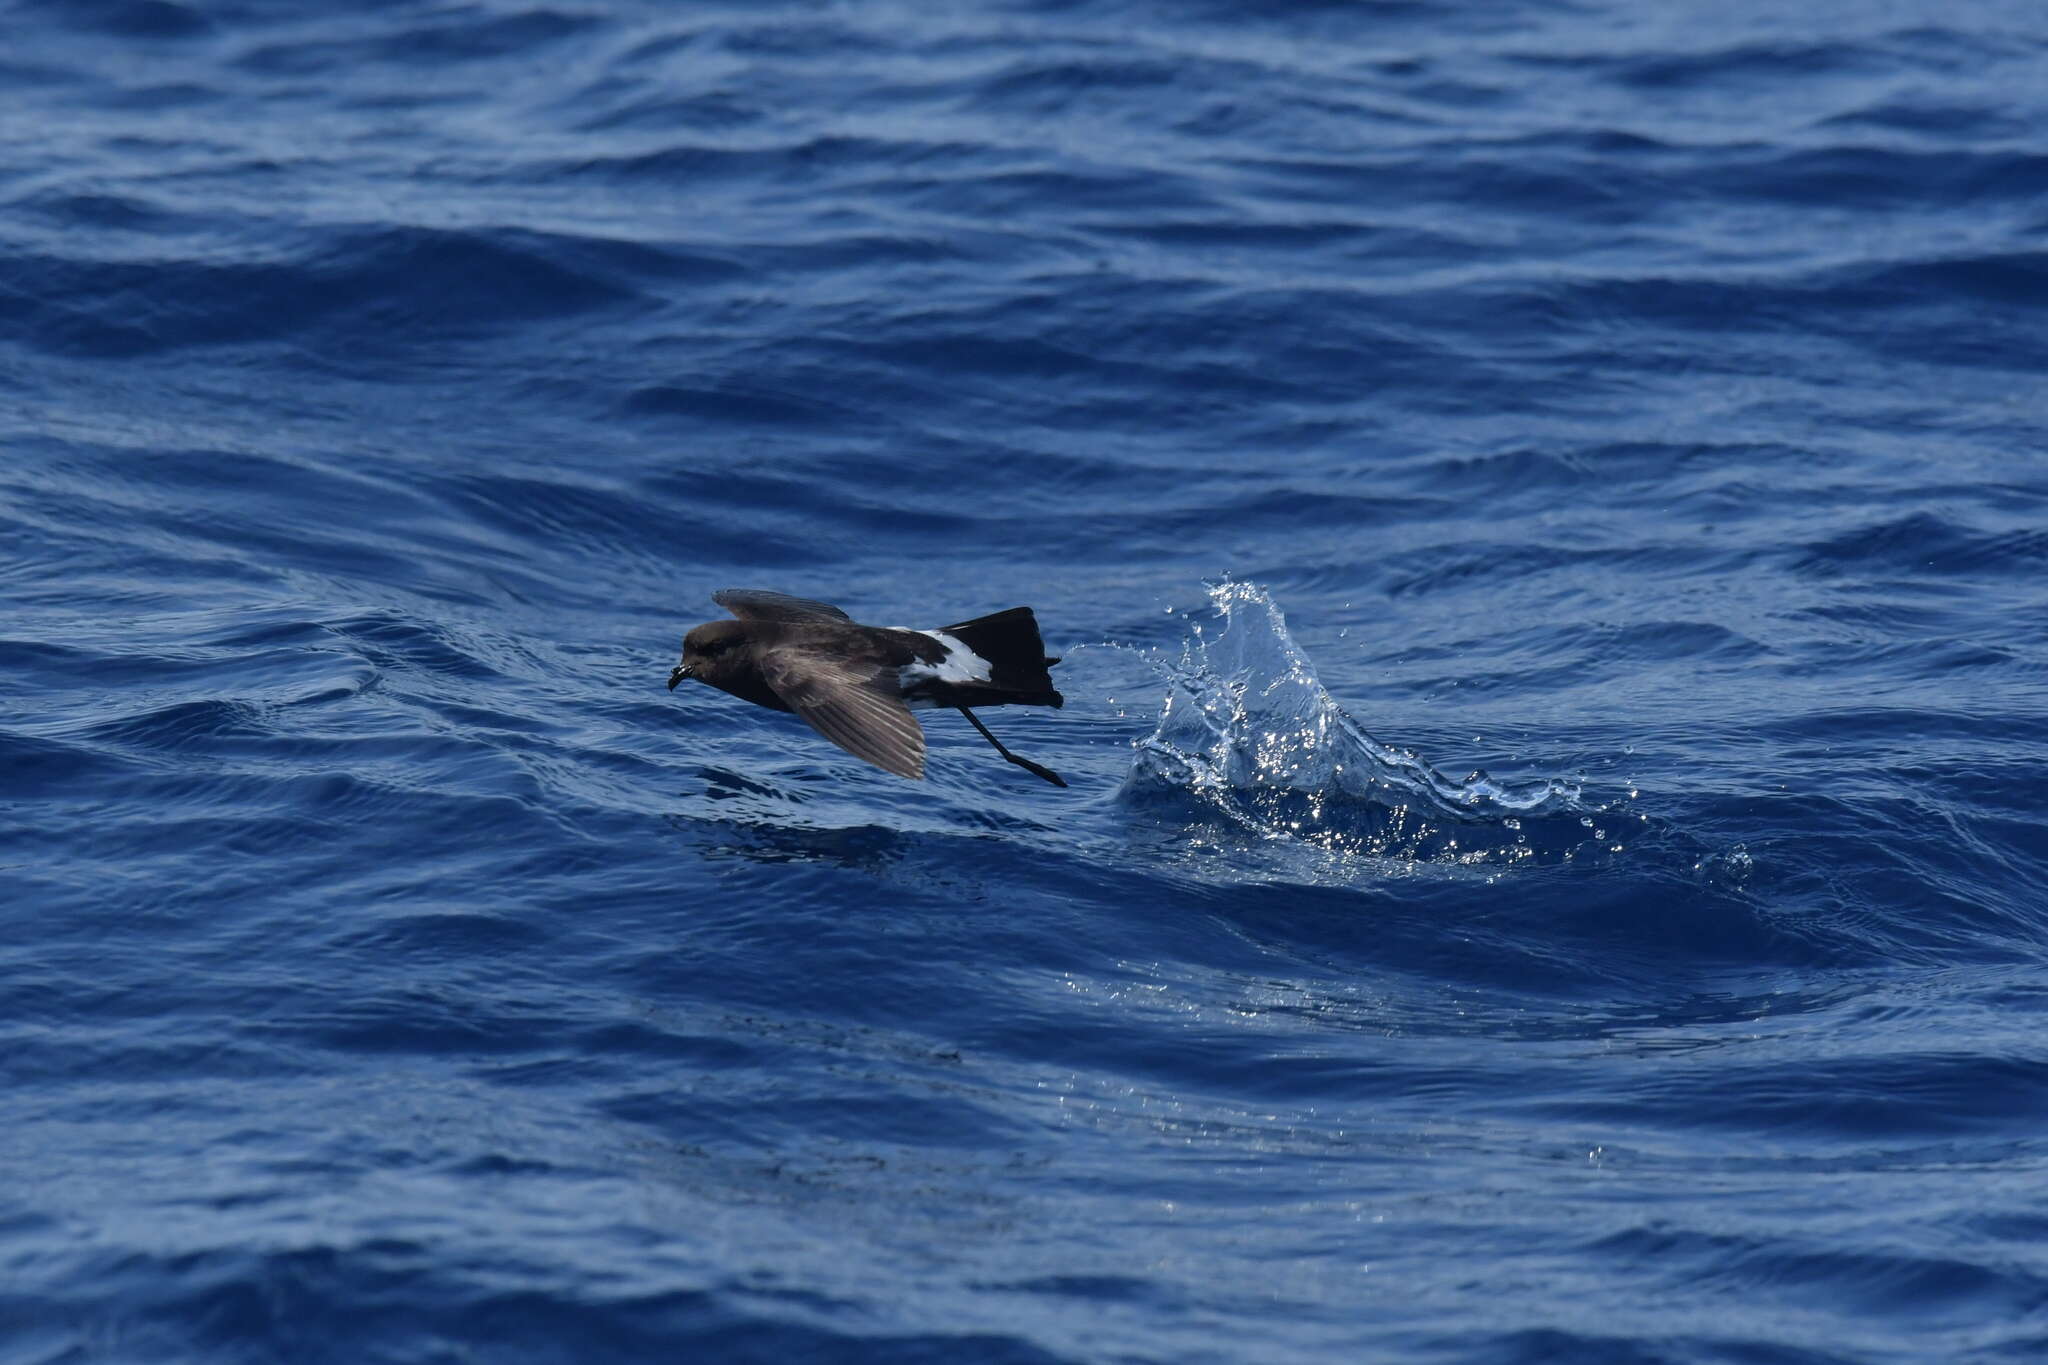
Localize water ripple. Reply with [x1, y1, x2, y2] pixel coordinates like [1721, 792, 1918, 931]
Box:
[7, 1, 2048, 1362]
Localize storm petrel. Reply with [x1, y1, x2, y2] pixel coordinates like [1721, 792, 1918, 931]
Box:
[668, 589, 1067, 787]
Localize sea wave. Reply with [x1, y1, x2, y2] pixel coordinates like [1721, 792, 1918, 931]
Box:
[1121, 582, 1630, 874]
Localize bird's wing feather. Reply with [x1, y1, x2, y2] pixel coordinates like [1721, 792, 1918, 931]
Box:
[713, 589, 852, 623]
[759, 646, 926, 780]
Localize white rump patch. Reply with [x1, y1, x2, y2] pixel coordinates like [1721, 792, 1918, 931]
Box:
[894, 629, 992, 701]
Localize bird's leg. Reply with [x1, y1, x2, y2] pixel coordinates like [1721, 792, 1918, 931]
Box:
[956, 708, 1067, 788]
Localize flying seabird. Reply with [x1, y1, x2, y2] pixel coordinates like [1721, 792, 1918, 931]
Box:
[668, 589, 1067, 787]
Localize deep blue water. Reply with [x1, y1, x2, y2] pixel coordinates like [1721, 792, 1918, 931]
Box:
[7, 1, 2048, 1360]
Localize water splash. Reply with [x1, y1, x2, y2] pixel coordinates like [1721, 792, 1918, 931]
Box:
[1121, 582, 1617, 872]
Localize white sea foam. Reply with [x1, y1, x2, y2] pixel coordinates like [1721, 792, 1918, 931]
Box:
[1121, 581, 1613, 870]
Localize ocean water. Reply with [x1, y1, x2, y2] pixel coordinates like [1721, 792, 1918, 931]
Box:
[6, 0, 2048, 1360]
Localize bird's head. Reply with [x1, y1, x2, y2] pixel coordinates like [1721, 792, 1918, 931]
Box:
[669, 619, 750, 691]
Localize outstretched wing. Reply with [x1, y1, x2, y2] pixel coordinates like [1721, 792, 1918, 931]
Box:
[758, 646, 926, 780]
[713, 589, 852, 623]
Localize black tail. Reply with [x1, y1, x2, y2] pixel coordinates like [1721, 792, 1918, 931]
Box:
[940, 606, 1063, 708]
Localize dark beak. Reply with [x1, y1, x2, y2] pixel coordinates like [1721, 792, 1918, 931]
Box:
[667, 665, 691, 691]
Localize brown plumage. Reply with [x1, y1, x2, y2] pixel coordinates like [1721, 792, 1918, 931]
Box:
[668, 589, 1066, 787]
